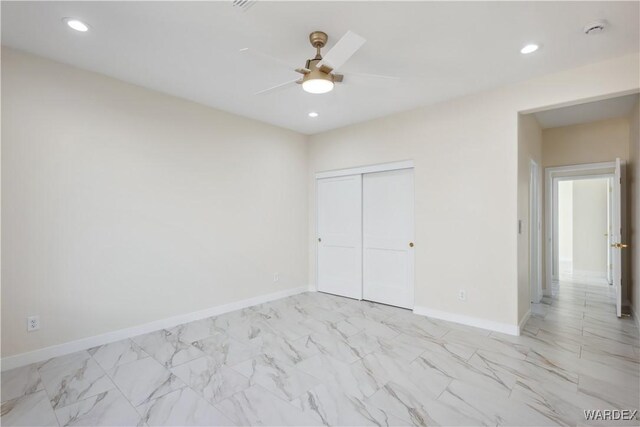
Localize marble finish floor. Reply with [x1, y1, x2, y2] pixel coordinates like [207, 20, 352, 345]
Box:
[2, 281, 639, 426]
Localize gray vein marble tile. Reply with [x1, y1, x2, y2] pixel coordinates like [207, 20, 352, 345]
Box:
[411, 346, 513, 398]
[300, 317, 362, 340]
[438, 380, 560, 426]
[578, 374, 640, 411]
[293, 332, 364, 364]
[0, 390, 58, 427]
[381, 312, 449, 340]
[1, 364, 43, 403]
[341, 316, 399, 340]
[38, 353, 115, 409]
[38, 352, 92, 375]
[225, 318, 277, 343]
[54, 389, 141, 426]
[89, 339, 148, 371]
[292, 383, 409, 426]
[215, 384, 319, 426]
[138, 387, 234, 426]
[345, 332, 425, 362]
[170, 356, 249, 404]
[108, 357, 185, 407]
[443, 328, 529, 360]
[132, 330, 204, 368]
[231, 354, 319, 401]
[360, 352, 451, 400]
[251, 333, 318, 365]
[166, 318, 224, 344]
[192, 333, 259, 366]
[510, 377, 638, 426]
[296, 354, 383, 401]
[365, 381, 477, 426]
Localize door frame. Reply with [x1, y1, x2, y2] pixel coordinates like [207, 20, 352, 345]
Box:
[544, 161, 617, 296]
[529, 160, 542, 303]
[314, 160, 415, 300]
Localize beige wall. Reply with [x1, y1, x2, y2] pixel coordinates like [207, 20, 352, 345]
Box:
[517, 114, 542, 323]
[1, 48, 309, 357]
[542, 117, 630, 168]
[309, 53, 639, 328]
[572, 178, 609, 277]
[629, 100, 640, 314]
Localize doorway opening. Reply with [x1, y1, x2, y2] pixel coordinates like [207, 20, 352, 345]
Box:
[556, 176, 612, 286]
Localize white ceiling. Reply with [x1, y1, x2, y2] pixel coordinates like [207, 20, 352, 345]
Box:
[535, 94, 639, 129]
[2, 1, 639, 135]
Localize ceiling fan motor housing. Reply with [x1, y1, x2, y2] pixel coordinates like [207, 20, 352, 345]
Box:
[309, 31, 328, 48]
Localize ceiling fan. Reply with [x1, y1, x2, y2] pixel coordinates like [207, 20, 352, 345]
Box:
[245, 30, 398, 95]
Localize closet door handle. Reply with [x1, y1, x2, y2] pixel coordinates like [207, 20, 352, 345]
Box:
[409, 242, 414, 248]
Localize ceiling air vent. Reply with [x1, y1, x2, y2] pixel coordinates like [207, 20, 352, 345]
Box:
[232, 0, 257, 12]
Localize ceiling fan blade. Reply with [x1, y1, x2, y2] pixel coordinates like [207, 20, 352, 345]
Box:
[343, 71, 399, 87]
[317, 30, 366, 72]
[253, 78, 300, 95]
[239, 48, 296, 71]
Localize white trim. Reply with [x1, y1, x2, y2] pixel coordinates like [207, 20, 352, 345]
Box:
[413, 306, 520, 336]
[1, 286, 307, 372]
[315, 160, 414, 179]
[518, 309, 531, 335]
[545, 161, 617, 294]
[529, 159, 542, 304]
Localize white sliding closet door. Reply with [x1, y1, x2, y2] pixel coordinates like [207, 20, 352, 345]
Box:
[317, 175, 363, 299]
[363, 169, 414, 308]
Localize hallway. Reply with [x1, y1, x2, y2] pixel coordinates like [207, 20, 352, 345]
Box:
[525, 278, 639, 420]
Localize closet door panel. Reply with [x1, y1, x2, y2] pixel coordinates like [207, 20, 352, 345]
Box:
[363, 169, 414, 308]
[316, 175, 362, 299]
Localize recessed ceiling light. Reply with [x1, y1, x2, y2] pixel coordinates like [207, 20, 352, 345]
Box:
[63, 18, 89, 32]
[520, 44, 539, 54]
[308, 112, 319, 118]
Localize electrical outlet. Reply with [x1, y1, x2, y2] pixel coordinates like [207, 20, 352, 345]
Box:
[273, 273, 279, 283]
[458, 290, 467, 301]
[27, 315, 40, 332]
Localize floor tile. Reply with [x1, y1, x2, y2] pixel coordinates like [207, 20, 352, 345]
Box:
[0, 390, 58, 427]
[138, 387, 235, 426]
[292, 383, 409, 426]
[54, 389, 141, 426]
[1, 364, 43, 403]
[215, 384, 319, 426]
[88, 339, 148, 371]
[108, 357, 184, 407]
[171, 356, 249, 404]
[132, 330, 204, 368]
[192, 333, 259, 366]
[38, 353, 114, 409]
[231, 354, 319, 401]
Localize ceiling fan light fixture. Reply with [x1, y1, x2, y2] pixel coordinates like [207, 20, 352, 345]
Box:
[520, 43, 539, 54]
[302, 77, 334, 94]
[63, 17, 89, 32]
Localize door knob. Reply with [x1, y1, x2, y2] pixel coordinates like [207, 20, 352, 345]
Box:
[611, 243, 628, 249]
[409, 242, 414, 247]
[318, 237, 321, 242]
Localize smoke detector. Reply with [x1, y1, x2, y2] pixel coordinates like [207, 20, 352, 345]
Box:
[584, 20, 606, 35]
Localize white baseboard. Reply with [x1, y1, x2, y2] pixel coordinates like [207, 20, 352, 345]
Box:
[1, 286, 307, 372]
[413, 306, 520, 336]
[518, 309, 531, 335]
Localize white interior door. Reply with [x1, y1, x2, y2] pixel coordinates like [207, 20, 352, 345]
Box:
[612, 158, 623, 317]
[362, 169, 414, 308]
[317, 175, 362, 299]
